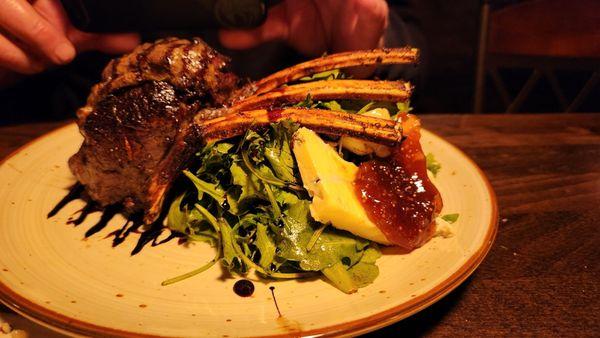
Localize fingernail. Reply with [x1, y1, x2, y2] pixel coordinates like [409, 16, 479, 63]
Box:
[53, 42, 76, 64]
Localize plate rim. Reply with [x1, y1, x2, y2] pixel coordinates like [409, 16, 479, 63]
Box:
[0, 122, 499, 338]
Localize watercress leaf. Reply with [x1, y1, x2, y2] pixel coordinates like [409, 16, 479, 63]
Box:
[255, 223, 276, 269]
[441, 213, 459, 224]
[183, 170, 226, 205]
[219, 219, 243, 271]
[166, 196, 216, 245]
[215, 142, 234, 154]
[321, 245, 381, 293]
[257, 163, 286, 185]
[276, 199, 371, 272]
[396, 101, 412, 113]
[225, 193, 240, 215]
[321, 100, 346, 112]
[294, 94, 313, 108]
[321, 263, 358, 293]
[196, 142, 234, 175]
[299, 230, 368, 271]
[166, 194, 190, 234]
[426, 153, 442, 177]
[264, 122, 297, 182]
[274, 189, 300, 207]
[244, 130, 267, 163]
[230, 161, 261, 202]
[299, 69, 344, 82]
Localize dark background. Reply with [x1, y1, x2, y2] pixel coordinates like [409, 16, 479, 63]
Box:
[0, 0, 598, 125]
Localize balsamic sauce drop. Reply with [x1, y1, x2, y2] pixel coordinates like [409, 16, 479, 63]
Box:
[269, 286, 282, 317]
[233, 279, 255, 297]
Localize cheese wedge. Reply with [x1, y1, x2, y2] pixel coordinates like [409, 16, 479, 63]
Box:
[292, 127, 391, 245]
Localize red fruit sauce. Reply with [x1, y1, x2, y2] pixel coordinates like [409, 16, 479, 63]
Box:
[354, 115, 442, 250]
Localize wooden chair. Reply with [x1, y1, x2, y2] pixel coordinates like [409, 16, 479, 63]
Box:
[474, 0, 600, 113]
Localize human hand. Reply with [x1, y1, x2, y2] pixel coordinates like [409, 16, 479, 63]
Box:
[0, 0, 139, 75]
[219, 0, 389, 56]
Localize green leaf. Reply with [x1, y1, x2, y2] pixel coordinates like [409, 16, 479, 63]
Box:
[299, 69, 344, 82]
[321, 100, 346, 112]
[255, 223, 276, 269]
[183, 170, 226, 205]
[219, 218, 244, 271]
[161, 203, 223, 286]
[264, 122, 297, 182]
[230, 161, 261, 203]
[441, 213, 459, 224]
[321, 263, 357, 293]
[195, 142, 234, 176]
[306, 223, 328, 252]
[166, 194, 190, 234]
[426, 153, 442, 177]
[242, 148, 303, 192]
[294, 93, 313, 108]
[166, 195, 216, 245]
[277, 199, 370, 271]
[166, 119, 384, 293]
[264, 184, 281, 218]
[321, 245, 381, 293]
[396, 101, 412, 113]
[274, 188, 300, 207]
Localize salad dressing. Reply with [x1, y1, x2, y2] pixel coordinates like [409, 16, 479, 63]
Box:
[354, 127, 442, 250]
[233, 279, 255, 297]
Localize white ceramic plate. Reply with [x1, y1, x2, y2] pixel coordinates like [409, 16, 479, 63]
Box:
[0, 123, 497, 337]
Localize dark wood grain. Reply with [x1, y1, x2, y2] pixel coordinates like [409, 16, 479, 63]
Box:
[0, 114, 598, 337]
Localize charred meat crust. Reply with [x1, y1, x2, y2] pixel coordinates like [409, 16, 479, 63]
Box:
[252, 47, 419, 95]
[69, 37, 419, 223]
[69, 38, 240, 216]
[77, 37, 239, 123]
[69, 81, 200, 211]
[197, 108, 403, 146]
[229, 80, 413, 113]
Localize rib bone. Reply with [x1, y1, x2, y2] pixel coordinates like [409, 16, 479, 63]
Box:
[197, 108, 403, 146]
[230, 80, 413, 113]
[253, 47, 419, 95]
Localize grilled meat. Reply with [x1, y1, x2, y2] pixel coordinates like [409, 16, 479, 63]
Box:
[69, 38, 239, 219]
[69, 37, 418, 223]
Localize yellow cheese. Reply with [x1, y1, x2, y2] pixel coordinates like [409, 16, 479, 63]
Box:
[339, 108, 392, 157]
[292, 127, 391, 245]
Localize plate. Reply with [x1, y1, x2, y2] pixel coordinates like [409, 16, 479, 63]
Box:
[0, 123, 497, 337]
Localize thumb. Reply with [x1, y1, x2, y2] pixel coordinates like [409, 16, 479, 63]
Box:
[218, 3, 289, 50]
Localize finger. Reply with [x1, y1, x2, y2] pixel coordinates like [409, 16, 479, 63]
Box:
[218, 3, 289, 50]
[0, 33, 45, 74]
[0, 0, 75, 65]
[69, 30, 141, 54]
[332, 0, 388, 52]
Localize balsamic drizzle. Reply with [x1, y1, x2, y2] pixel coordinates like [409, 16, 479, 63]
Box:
[269, 286, 282, 317]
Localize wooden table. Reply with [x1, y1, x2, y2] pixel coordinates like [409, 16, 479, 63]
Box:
[0, 114, 598, 337]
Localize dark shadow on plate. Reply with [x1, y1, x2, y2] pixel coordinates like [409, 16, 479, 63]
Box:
[47, 183, 177, 255]
[361, 276, 473, 337]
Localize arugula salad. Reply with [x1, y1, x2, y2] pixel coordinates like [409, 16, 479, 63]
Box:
[163, 71, 441, 294]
